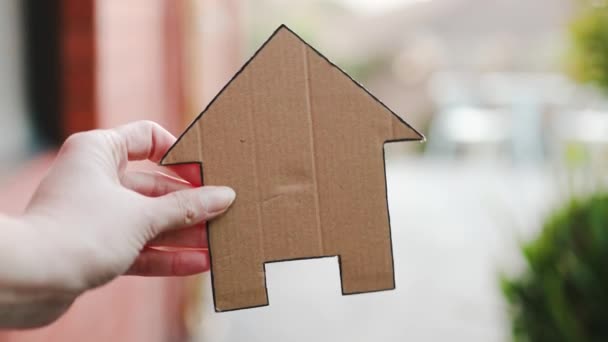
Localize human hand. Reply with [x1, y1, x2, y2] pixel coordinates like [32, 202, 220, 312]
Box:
[22, 121, 235, 293]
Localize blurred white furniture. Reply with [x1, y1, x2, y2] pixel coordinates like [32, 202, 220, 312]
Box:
[425, 71, 574, 162]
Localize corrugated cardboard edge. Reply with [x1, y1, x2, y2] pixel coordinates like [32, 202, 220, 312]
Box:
[160, 24, 425, 312]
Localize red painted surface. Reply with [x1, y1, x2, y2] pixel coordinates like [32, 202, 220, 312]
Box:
[0, 0, 242, 338]
[60, 0, 97, 138]
[96, 0, 184, 135]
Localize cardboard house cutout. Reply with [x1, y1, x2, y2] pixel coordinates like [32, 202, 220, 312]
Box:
[161, 25, 424, 312]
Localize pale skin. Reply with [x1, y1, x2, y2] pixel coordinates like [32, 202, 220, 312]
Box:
[0, 121, 236, 329]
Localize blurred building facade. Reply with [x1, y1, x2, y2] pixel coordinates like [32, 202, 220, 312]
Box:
[2, 0, 608, 341]
[0, 0, 241, 340]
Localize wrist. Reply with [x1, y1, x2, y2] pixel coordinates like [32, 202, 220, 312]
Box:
[15, 214, 89, 293]
[0, 283, 76, 328]
[0, 215, 80, 328]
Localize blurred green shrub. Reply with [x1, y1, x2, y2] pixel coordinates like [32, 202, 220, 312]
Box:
[502, 194, 608, 341]
[568, 1, 608, 93]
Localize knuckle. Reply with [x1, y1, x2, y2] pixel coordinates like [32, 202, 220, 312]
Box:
[60, 131, 105, 157]
[139, 120, 159, 129]
[134, 120, 161, 135]
[170, 192, 197, 226]
[147, 220, 161, 237]
[62, 129, 114, 152]
[103, 129, 124, 151]
[98, 129, 126, 167]
[61, 132, 87, 151]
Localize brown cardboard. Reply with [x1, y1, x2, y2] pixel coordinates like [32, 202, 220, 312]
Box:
[161, 25, 424, 312]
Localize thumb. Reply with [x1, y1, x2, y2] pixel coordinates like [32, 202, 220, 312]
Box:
[147, 186, 236, 234]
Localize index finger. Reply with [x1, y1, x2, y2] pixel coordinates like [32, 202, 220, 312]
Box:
[111, 121, 202, 186]
[111, 120, 177, 164]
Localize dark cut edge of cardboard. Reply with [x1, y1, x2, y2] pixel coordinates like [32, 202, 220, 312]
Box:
[160, 24, 425, 165]
[160, 24, 425, 313]
[216, 252, 397, 313]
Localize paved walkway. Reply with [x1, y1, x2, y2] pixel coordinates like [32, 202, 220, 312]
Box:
[196, 150, 558, 341]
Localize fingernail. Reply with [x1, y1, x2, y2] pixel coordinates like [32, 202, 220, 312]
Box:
[200, 186, 236, 214]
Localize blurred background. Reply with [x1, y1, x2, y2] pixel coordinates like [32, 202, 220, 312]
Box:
[1, 0, 608, 341]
